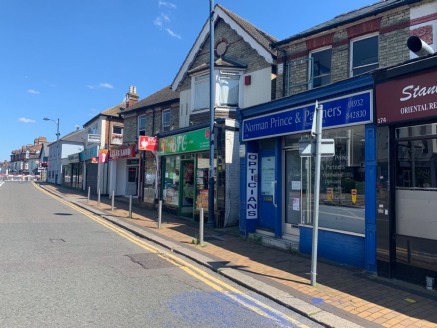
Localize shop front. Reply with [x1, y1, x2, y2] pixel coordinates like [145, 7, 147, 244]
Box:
[108, 145, 138, 197]
[62, 153, 83, 190]
[239, 75, 377, 270]
[81, 145, 100, 194]
[374, 56, 437, 287]
[138, 136, 159, 209]
[159, 126, 212, 221]
[158, 121, 240, 228]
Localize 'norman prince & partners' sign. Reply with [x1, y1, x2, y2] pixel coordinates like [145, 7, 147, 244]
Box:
[242, 91, 372, 141]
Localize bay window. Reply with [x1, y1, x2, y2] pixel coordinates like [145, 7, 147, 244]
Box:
[192, 70, 242, 112]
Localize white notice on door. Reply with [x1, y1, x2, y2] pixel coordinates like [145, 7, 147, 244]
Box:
[293, 198, 300, 211]
[292, 181, 301, 190]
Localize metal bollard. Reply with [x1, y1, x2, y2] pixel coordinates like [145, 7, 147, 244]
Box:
[158, 200, 162, 229]
[111, 190, 115, 211]
[98, 188, 101, 205]
[87, 186, 90, 203]
[128, 195, 132, 218]
[199, 208, 204, 246]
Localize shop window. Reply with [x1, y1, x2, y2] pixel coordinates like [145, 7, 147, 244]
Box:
[284, 125, 366, 234]
[196, 153, 210, 211]
[138, 115, 146, 136]
[163, 156, 180, 206]
[395, 123, 437, 241]
[396, 124, 437, 189]
[309, 47, 332, 88]
[350, 34, 379, 76]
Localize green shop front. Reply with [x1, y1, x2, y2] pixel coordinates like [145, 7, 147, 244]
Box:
[159, 126, 212, 221]
[158, 121, 240, 228]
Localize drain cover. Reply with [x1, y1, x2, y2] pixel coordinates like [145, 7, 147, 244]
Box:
[126, 253, 175, 270]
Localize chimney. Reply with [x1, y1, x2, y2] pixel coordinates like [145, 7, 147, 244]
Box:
[125, 85, 139, 108]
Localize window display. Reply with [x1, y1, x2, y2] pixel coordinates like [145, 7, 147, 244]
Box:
[284, 125, 365, 234]
[163, 156, 180, 206]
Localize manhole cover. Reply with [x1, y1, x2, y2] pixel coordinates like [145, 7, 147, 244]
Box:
[126, 253, 175, 270]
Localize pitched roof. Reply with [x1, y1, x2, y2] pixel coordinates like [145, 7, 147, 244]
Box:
[59, 128, 87, 143]
[83, 102, 124, 127]
[101, 102, 125, 117]
[188, 57, 247, 75]
[274, 0, 422, 46]
[124, 85, 179, 112]
[217, 5, 277, 55]
[171, 4, 277, 90]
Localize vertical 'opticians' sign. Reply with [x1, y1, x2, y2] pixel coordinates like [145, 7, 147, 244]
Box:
[247, 153, 258, 219]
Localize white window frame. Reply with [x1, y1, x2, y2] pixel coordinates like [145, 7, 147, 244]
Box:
[111, 125, 123, 145]
[192, 74, 210, 112]
[138, 115, 146, 136]
[162, 109, 171, 132]
[350, 33, 379, 77]
[309, 46, 332, 89]
[191, 69, 243, 113]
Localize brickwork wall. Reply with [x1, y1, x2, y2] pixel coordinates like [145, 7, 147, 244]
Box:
[122, 112, 137, 145]
[276, 6, 412, 99]
[178, 18, 272, 104]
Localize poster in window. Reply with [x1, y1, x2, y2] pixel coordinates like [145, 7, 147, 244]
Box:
[261, 157, 275, 196]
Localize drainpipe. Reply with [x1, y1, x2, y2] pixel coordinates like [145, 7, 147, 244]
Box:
[281, 48, 287, 98]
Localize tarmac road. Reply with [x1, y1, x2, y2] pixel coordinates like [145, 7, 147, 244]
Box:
[0, 181, 322, 328]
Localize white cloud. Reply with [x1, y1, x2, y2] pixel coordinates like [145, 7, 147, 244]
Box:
[27, 89, 40, 95]
[87, 82, 114, 90]
[154, 13, 170, 28]
[19, 117, 36, 123]
[154, 2, 180, 39]
[158, 0, 176, 9]
[165, 28, 181, 39]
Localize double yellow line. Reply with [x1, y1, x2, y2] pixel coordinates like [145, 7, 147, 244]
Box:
[34, 183, 310, 327]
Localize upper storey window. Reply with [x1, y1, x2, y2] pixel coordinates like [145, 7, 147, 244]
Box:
[309, 47, 332, 88]
[350, 34, 379, 76]
[162, 109, 171, 132]
[193, 74, 209, 111]
[218, 71, 240, 107]
[192, 70, 242, 111]
[138, 115, 146, 136]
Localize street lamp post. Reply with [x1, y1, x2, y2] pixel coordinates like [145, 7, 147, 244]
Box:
[43, 117, 60, 184]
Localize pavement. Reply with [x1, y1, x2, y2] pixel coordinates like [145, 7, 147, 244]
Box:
[37, 182, 437, 328]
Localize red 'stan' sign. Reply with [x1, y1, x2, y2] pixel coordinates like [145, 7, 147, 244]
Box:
[375, 69, 437, 125]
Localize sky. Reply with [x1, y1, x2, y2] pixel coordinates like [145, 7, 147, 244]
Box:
[0, 0, 379, 162]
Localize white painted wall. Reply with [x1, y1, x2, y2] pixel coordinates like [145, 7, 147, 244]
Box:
[179, 89, 191, 128]
[243, 67, 272, 108]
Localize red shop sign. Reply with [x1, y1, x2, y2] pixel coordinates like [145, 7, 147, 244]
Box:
[138, 136, 158, 151]
[109, 145, 136, 160]
[375, 69, 437, 125]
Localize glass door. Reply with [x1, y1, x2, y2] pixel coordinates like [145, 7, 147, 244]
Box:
[126, 166, 138, 196]
[180, 160, 194, 218]
[284, 148, 312, 235]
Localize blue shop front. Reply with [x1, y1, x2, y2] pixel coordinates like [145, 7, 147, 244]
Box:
[238, 75, 377, 271]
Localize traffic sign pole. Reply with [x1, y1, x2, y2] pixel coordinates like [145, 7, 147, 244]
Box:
[310, 102, 323, 287]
